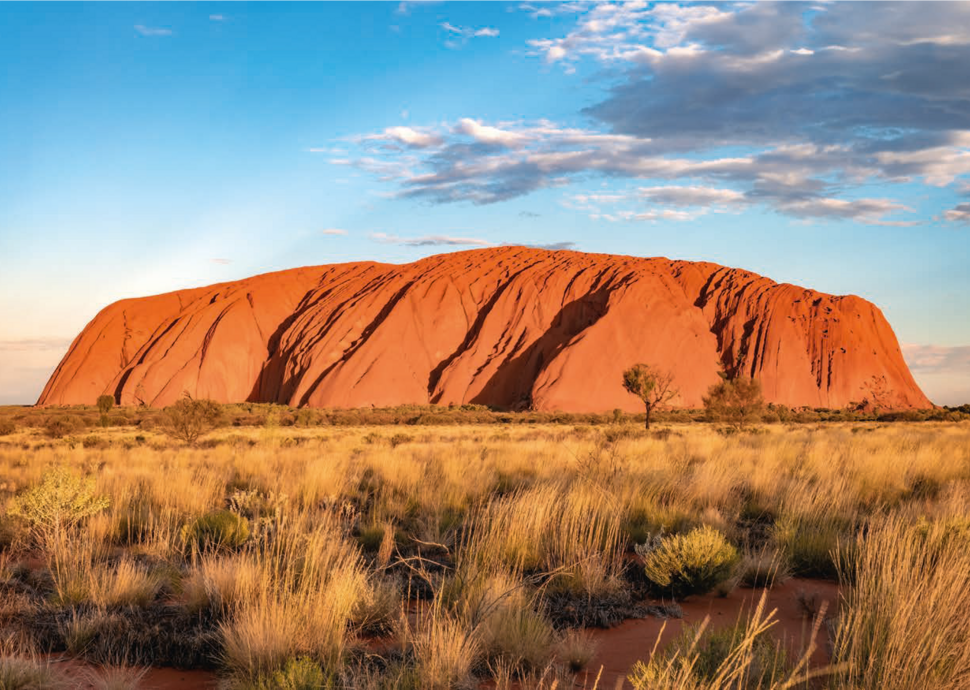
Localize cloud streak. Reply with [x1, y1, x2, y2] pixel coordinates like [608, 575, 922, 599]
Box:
[134, 24, 172, 37]
[0, 338, 73, 352]
[903, 343, 970, 374]
[369, 233, 492, 247]
[943, 203, 970, 223]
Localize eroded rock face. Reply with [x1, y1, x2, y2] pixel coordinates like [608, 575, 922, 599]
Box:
[38, 247, 931, 411]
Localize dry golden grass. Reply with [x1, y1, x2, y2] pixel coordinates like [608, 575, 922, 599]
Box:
[0, 419, 968, 688]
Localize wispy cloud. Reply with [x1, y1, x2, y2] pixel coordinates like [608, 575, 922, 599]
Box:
[134, 24, 172, 37]
[209, 14, 226, 22]
[0, 338, 73, 352]
[211, 258, 232, 265]
[440, 21, 499, 49]
[321, 228, 348, 236]
[903, 343, 970, 374]
[369, 232, 492, 247]
[903, 343, 970, 405]
[943, 203, 970, 223]
[520, 241, 577, 250]
[397, 0, 445, 14]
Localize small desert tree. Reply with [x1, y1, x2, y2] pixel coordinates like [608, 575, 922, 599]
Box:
[622, 364, 678, 430]
[163, 395, 224, 445]
[96, 394, 114, 428]
[6, 466, 110, 546]
[703, 374, 765, 431]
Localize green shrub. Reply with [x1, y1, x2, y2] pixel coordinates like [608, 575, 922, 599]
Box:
[642, 526, 740, 598]
[163, 396, 224, 445]
[773, 515, 844, 579]
[6, 467, 110, 544]
[246, 657, 335, 690]
[96, 395, 114, 427]
[356, 524, 385, 552]
[702, 376, 765, 430]
[45, 414, 85, 439]
[389, 433, 410, 448]
[181, 510, 250, 551]
[629, 620, 788, 689]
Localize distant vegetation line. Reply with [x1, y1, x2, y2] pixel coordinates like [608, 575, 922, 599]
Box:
[1, 400, 968, 441]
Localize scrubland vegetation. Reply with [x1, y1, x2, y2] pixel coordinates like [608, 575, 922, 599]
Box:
[0, 403, 969, 688]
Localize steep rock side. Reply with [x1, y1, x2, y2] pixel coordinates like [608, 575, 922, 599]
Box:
[37, 247, 932, 411]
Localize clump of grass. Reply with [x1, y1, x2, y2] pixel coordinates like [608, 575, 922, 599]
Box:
[470, 483, 624, 597]
[219, 517, 368, 682]
[642, 526, 740, 599]
[831, 514, 970, 689]
[182, 554, 262, 615]
[773, 514, 844, 579]
[62, 610, 101, 655]
[81, 665, 148, 690]
[89, 557, 165, 608]
[737, 548, 791, 590]
[556, 629, 598, 672]
[407, 613, 481, 690]
[182, 510, 250, 551]
[46, 531, 109, 606]
[0, 654, 67, 689]
[480, 606, 555, 676]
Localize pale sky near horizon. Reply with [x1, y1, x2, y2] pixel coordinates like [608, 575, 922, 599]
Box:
[1, 2, 969, 406]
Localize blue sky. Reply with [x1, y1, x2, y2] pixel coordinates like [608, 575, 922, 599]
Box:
[1, 1, 969, 405]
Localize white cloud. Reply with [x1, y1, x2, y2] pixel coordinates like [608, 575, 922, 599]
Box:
[441, 22, 499, 38]
[776, 197, 915, 225]
[363, 125, 443, 149]
[321, 228, 348, 236]
[134, 25, 172, 37]
[209, 14, 225, 22]
[456, 118, 525, 147]
[903, 343, 970, 374]
[210, 258, 232, 265]
[943, 203, 970, 223]
[638, 185, 747, 207]
[397, 0, 445, 14]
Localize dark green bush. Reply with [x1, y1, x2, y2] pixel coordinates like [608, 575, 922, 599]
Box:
[181, 510, 250, 550]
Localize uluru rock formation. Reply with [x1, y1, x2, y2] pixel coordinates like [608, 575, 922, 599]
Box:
[38, 247, 931, 411]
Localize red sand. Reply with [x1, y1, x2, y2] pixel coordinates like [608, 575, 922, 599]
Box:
[45, 578, 839, 689]
[576, 578, 841, 688]
[50, 658, 218, 689]
[39, 246, 928, 412]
